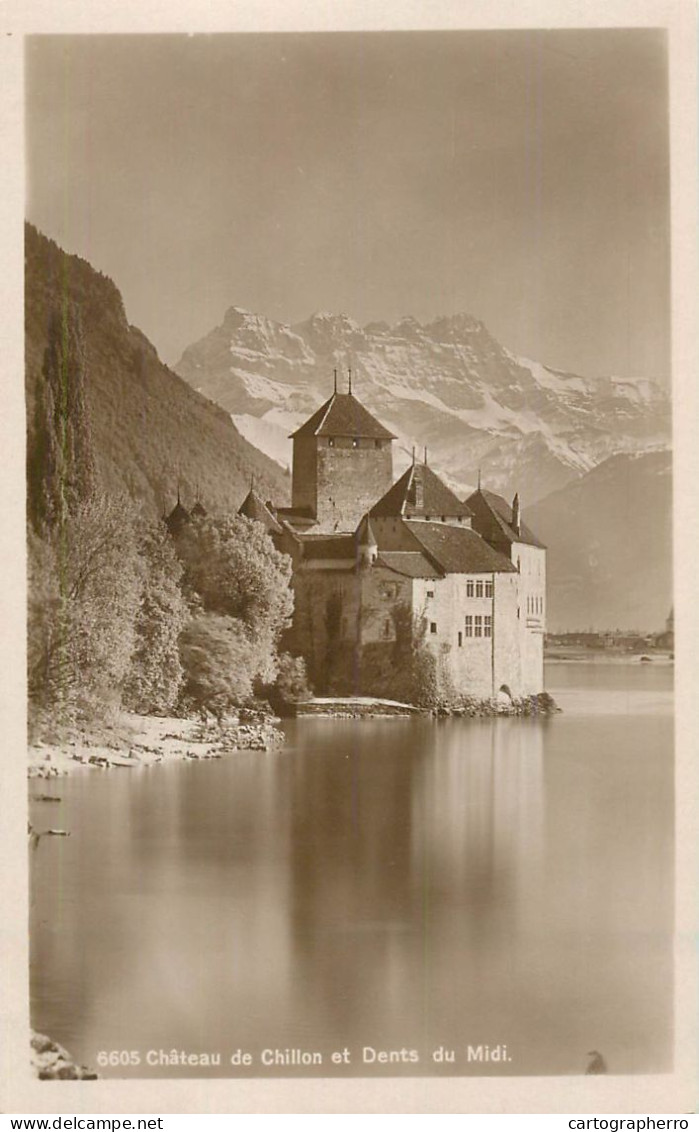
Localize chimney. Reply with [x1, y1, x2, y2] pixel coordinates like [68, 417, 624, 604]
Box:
[512, 492, 521, 535]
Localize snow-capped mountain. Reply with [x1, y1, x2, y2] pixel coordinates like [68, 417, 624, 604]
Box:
[174, 307, 670, 503]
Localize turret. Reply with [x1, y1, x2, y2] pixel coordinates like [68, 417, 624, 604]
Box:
[355, 513, 378, 567]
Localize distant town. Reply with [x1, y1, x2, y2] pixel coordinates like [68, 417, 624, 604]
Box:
[546, 609, 674, 657]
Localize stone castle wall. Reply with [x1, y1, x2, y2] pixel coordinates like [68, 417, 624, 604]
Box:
[315, 440, 393, 531]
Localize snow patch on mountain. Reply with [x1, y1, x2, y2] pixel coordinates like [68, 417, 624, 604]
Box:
[175, 308, 671, 504]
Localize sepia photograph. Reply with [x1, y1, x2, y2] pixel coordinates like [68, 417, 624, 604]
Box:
[2, 1, 697, 1116]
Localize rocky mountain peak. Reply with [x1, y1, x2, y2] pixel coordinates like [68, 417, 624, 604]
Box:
[174, 303, 671, 506]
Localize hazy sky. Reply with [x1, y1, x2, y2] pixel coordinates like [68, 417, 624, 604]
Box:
[26, 30, 670, 379]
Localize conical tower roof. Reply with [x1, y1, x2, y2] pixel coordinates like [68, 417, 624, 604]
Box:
[238, 487, 282, 534]
[290, 392, 395, 440]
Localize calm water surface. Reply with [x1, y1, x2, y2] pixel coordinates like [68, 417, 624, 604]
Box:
[29, 662, 673, 1078]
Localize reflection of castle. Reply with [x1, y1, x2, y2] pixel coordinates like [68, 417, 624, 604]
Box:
[170, 382, 547, 698]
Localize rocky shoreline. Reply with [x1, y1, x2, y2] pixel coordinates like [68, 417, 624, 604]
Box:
[31, 1030, 98, 1080]
[28, 712, 285, 780]
[429, 691, 561, 718]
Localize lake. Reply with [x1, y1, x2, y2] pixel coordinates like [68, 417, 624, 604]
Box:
[29, 661, 674, 1078]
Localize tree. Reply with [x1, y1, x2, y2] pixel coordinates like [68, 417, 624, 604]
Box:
[27, 494, 143, 728]
[261, 652, 312, 715]
[178, 613, 260, 718]
[175, 514, 293, 682]
[123, 521, 188, 715]
[28, 303, 95, 533]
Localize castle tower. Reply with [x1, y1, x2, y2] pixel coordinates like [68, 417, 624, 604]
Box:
[288, 380, 395, 532]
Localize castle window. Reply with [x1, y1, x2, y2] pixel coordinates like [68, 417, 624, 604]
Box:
[475, 580, 484, 598]
[484, 615, 492, 638]
[485, 580, 493, 598]
[465, 616, 473, 637]
[458, 631, 463, 647]
[430, 622, 437, 634]
[466, 581, 474, 598]
[474, 615, 483, 637]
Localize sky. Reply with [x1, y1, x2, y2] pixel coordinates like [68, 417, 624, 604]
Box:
[25, 30, 670, 380]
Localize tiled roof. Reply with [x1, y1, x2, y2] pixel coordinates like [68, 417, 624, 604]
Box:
[290, 392, 396, 440]
[370, 463, 473, 519]
[405, 521, 517, 574]
[301, 534, 357, 560]
[238, 488, 283, 534]
[376, 551, 441, 578]
[465, 488, 545, 549]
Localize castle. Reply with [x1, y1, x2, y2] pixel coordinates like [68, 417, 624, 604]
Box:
[233, 381, 547, 701]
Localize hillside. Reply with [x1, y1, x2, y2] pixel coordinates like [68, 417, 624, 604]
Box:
[174, 306, 670, 504]
[25, 225, 289, 519]
[527, 450, 672, 632]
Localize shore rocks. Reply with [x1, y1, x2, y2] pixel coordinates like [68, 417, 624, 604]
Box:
[430, 691, 561, 718]
[30, 1030, 97, 1080]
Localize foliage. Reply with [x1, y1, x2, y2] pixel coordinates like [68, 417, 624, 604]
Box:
[27, 302, 95, 533]
[175, 513, 293, 683]
[261, 652, 312, 714]
[178, 613, 259, 718]
[122, 522, 189, 714]
[27, 494, 143, 727]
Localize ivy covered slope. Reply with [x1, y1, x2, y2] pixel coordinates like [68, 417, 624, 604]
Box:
[25, 223, 289, 517]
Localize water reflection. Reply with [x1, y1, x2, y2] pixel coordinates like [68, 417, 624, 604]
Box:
[30, 664, 673, 1078]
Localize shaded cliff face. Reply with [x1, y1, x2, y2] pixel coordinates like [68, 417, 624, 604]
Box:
[174, 306, 670, 503]
[25, 225, 289, 519]
[528, 450, 672, 632]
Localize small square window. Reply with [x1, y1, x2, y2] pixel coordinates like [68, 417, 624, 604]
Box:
[430, 622, 437, 634]
[426, 589, 435, 599]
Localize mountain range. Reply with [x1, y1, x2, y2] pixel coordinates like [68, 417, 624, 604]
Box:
[174, 306, 670, 505]
[528, 450, 672, 632]
[25, 227, 672, 630]
[25, 226, 288, 519]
